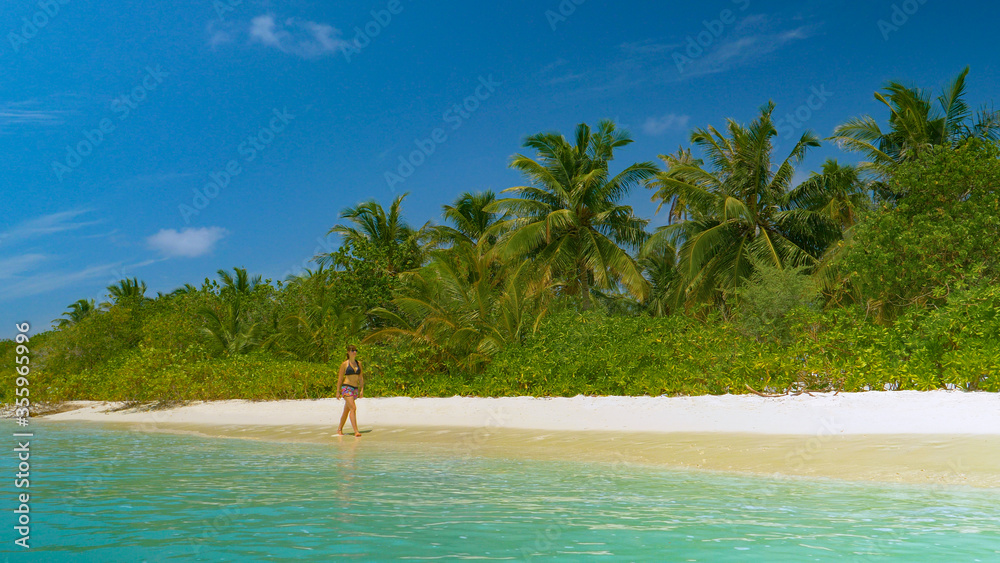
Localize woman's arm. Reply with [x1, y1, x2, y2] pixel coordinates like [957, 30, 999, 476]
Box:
[336, 361, 346, 398]
[358, 360, 365, 398]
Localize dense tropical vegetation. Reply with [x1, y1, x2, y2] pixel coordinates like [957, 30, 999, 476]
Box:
[4, 68, 1000, 405]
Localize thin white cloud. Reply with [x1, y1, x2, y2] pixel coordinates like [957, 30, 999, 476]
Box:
[0, 254, 47, 279]
[147, 227, 228, 258]
[547, 71, 591, 85]
[548, 13, 818, 98]
[642, 113, 691, 135]
[249, 15, 285, 46]
[735, 13, 775, 34]
[0, 262, 121, 301]
[620, 39, 683, 55]
[674, 16, 819, 79]
[538, 59, 569, 75]
[79, 229, 120, 240]
[689, 28, 814, 77]
[536, 57, 642, 93]
[0, 257, 167, 302]
[207, 20, 235, 47]
[0, 100, 68, 127]
[0, 209, 102, 244]
[304, 21, 345, 53]
[245, 14, 350, 58]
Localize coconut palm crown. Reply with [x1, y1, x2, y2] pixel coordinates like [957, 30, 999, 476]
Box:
[435, 190, 507, 247]
[830, 67, 1000, 189]
[326, 192, 423, 274]
[645, 101, 829, 305]
[487, 120, 657, 309]
[54, 298, 97, 328]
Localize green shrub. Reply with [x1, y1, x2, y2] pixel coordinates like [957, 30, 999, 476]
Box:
[11, 254, 999, 403]
[41, 303, 146, 376]
[733, 263, 820, 343]
[839, 140, 1000, 321]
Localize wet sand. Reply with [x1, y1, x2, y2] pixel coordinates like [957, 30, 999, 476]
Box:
[46, 420, 1000, 488]
[38, 392, 1000, 487]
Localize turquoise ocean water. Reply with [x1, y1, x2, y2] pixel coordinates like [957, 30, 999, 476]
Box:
[2, 421, 999, 562]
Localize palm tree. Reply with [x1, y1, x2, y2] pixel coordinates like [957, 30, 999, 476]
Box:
[645, 101, 827, 305]
[276, 265, 364, 362]
[786, 159, 870, 231]
[969, 104, 1000, 140]
[435, 190, 507, 247]
[366, 241, 556, 372]
[325, 193, 423, 274]
[278, 305, 364, 362]
[155, 283, 200, 299]
[652, 146, 704, 222]
[196, 300, 265, 357]
[54, 298, 97, 328]
[173, 283, 199, 295]
[487, 120, 656, 309]
[830, 67, 1000, 192]
[640, 244, 682, 317]
[105, 278, 148, 307]
[216, 267, 262, 297]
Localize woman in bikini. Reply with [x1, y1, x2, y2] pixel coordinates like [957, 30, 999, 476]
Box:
[336, 344, 365, 437]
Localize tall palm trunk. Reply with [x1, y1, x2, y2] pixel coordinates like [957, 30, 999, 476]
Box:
[578, 258, 591, 310]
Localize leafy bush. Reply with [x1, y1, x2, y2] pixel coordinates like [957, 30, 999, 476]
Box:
[11, 294, 999, 404]
[40, 349, 339, 402]
[41, 303, 147, 377]
[839, 140, 1000, 321]
[734, 263, 820, 342]
[483, 311, 743, 396]
[905, 284, 1000, 391]
[482, 303, 999, 397]
[140, 291, 214, 359]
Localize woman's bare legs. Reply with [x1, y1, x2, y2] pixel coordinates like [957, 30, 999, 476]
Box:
[338, 395, 361, 437]
[337, 402, 348, 435]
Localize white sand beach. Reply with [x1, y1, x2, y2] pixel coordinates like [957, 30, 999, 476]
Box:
[41, 390, 1000, 435]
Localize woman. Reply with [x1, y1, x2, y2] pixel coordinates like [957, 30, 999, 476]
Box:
[336, 344, 365, 437]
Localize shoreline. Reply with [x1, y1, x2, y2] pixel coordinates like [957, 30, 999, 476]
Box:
[29, 391, 1000, 488]
[37, 390, 1000, 435]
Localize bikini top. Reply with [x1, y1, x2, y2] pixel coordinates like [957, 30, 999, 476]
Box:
[343, 360, 362, 387]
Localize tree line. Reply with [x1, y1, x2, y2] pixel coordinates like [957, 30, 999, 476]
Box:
[13, 67, 998, 401]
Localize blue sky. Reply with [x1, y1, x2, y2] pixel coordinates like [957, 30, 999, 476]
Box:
[2, 0, 998, 338]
